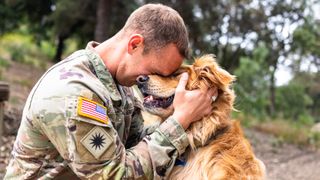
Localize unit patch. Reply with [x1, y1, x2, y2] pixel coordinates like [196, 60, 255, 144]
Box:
[77, 97, 109, 124]
[81, 126, 113, 159]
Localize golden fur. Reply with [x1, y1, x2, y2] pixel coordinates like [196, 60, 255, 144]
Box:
[139, 55, 266, 179]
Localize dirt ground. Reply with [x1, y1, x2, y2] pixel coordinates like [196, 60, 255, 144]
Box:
[0, 62, 319, 179]
[246, 129, 320, 180]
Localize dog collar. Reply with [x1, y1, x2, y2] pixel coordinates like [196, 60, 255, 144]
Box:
[174, 158, 187, 166]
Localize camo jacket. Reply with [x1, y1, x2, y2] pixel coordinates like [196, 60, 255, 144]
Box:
[4, 41, 189, 180]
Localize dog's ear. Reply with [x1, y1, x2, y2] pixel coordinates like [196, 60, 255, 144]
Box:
[210, 68, 236, 87]
[196, 55, 236, 88]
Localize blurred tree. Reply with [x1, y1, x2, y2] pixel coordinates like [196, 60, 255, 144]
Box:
[289, 17, 320, 121]
[0, 0, 53, 39]
[50, 0, 96, 62]
[94, 0, 114, 42]
[290, 72, 320, 122]
[275, 82, 313, 122]
[51, 0, 138, 61]
[0, 1, 19, 34]
[292, 21, 320, 71]
[234, 43, 270, 118]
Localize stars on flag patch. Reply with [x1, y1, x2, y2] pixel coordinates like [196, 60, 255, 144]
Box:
[77, 97, 109, 124]
[81, 126, 112, 159]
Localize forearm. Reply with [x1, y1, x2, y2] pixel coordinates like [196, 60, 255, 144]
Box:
[125, 111, 158, 148]
[68, 116, 189, 179]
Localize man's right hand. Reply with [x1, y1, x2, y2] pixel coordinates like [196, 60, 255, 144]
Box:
[172, 73, 217, 129]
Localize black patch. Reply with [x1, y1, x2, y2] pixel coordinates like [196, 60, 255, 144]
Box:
[68, 125, 76, 132]
[168, 150, 174, 157]
[89, 132, 106, 150]
[145, 135, 151, 141]
[156, 165, 167, 177]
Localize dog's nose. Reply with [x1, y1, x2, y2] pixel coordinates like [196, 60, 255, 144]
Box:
[136, 75, 149, 87]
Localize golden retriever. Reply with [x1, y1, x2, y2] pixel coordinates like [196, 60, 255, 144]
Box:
[136, 55, 266, 180]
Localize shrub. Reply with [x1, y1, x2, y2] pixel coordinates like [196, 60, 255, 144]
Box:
[275, 83, 314, 121]
[0, 33, 53, 68]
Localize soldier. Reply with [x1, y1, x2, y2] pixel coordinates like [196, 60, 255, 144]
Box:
[5, 3, 216, 179]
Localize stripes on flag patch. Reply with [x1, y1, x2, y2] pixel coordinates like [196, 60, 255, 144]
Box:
[77, 97, 109, 124]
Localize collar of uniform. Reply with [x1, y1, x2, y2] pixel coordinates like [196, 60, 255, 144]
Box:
[85, 41, 122, 102]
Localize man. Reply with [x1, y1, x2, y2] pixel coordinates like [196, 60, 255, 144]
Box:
[5, 4, 216, 179]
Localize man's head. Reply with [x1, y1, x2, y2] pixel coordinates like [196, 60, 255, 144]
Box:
[97, 4, 189, 86]
[123, 3, 189, 58]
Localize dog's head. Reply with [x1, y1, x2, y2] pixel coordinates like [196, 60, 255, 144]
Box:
[137, 54, 236, 147]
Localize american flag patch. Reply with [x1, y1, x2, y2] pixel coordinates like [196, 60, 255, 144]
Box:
[77, 97, 108, 124]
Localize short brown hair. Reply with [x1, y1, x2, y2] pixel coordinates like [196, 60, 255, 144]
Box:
[123, 4, 189, 58]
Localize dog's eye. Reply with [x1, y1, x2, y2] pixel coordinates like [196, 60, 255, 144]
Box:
[171, 72, 181, 77]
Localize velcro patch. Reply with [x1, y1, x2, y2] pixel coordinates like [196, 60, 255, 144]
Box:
[77, 97, 109, 125]
[81, 126, 113, 159]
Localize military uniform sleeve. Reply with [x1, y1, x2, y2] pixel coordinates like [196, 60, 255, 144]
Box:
[35, 93, 189, 179]
[125, 98, 159, 148]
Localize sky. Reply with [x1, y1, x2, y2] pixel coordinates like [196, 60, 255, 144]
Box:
[275, 0, 319, 86]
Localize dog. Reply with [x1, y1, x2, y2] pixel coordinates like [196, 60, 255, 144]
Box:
[136, 55, 266, 180]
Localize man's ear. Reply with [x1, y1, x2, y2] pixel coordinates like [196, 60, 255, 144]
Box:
[128, 34, 144, 54]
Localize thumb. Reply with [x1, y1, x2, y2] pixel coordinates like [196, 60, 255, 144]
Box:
[176, 73, 188, 91]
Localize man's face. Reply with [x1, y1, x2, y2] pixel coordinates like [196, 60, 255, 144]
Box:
[116, 43, 184, 86]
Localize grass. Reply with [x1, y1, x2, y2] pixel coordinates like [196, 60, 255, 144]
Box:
[9, 96, 20, 106]
[235, 113, 320, 149]
[12, 79, 33, 89]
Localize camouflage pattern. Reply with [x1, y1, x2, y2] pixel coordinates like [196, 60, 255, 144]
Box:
[4, 41, 189, 179]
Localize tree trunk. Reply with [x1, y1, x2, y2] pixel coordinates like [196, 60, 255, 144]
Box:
[54, 35, 67, 63]
[269, 56, 279, 117]
[95, 0, 114, 42]
[269, 69, 276, 116]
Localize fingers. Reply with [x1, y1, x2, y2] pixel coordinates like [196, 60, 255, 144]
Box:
[176, 73, 188, 92]
[207, 87, 218, 99]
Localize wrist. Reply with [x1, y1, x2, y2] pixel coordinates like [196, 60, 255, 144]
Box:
[172, 112, 190, 130]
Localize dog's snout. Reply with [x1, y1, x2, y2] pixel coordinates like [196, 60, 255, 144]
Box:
[136, 75, 149, 84]
[136, 75, 149, 88]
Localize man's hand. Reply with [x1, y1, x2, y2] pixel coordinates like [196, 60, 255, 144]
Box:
[172, 73, 217, 129]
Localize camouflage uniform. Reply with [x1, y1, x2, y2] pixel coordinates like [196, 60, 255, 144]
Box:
[4, 42, 189, 179]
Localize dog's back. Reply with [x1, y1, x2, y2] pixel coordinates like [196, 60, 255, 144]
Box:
[169, 120, 266, 180]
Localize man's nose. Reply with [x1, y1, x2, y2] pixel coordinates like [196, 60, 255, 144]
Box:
[136, 75, 149, 88]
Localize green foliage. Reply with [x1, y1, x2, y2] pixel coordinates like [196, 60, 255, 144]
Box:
[0, 58, 10, 80]
[1, 0, 53, 40]
[298, 113, 315, 126]
[62, 38, 79, 58]
[292, 23, 320, 57]
[39, 41, 56, 60]
[290, 72, 320, 122]
[0, 57, 10, 68]
[234, 43, 270, 119]
[275, 83, 313, 121]
[309, 132, 320, 148]
[0, 33, 52, 68]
